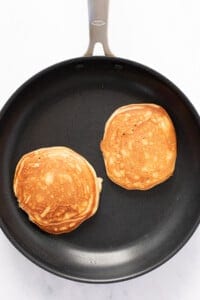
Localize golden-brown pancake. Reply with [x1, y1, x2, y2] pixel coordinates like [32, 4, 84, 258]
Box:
[13, 147, 102, 234]
[100, 103, 177, 190]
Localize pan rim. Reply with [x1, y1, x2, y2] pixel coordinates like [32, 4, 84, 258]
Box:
[0, 56, 200, 283]
[0, 213, 199, 283]
[0, 56, 200, 125]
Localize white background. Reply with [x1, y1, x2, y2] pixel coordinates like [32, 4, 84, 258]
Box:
[0, 1, 199, 299]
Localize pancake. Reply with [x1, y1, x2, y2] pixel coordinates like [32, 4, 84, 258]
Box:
[13, 147, 102, 234]
[100, 103, 177, 190]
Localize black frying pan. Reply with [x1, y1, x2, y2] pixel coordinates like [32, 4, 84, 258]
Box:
[0, 0, 200, 283]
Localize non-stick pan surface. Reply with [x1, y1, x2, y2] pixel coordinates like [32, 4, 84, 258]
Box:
[0, 57, 200, 283]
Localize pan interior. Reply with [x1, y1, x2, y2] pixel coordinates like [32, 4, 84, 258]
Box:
[0, 57, 200, 282]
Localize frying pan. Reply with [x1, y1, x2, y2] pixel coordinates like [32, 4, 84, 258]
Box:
[0, 0, 200, 283]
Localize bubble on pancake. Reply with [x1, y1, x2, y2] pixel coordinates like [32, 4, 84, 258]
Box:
[45, 172, 54, 185]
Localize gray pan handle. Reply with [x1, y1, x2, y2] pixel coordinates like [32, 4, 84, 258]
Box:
[85, 0, 114, 56]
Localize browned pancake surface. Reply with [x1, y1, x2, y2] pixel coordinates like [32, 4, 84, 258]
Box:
[14, 147, 101, 234]
[101, 104, 177, 190]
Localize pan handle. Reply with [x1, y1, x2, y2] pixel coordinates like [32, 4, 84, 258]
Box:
[85, 0, 114, 57]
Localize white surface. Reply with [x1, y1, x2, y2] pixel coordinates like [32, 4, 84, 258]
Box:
[0, 0, 199, 299]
